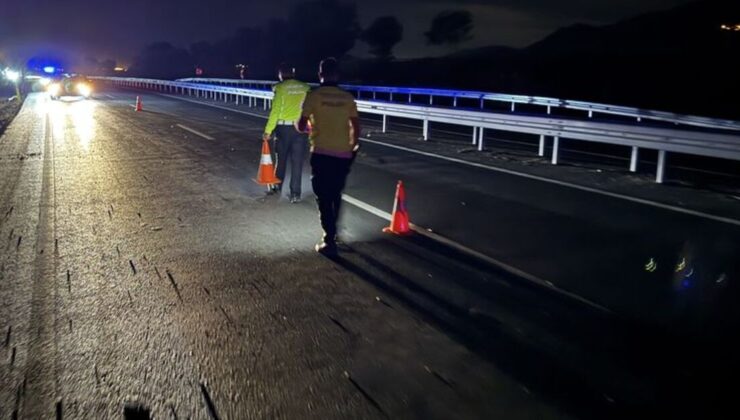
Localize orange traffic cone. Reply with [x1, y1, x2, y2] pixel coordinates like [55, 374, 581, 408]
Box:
[135, 96, 143, 112]
[383, 180, 411, 235]
[254, 139, 282, 188]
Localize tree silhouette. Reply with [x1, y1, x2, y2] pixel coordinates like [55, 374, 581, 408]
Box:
[132, 0, 360, 79]
[425, 10, 474, 47]
[361, 16, 403, 60]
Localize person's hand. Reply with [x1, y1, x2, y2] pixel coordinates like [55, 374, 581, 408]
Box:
[262, 133, 271, 142]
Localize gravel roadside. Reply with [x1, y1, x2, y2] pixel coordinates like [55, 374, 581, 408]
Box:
[0, 95, 22, 138]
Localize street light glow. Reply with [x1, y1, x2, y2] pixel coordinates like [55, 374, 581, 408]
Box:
[43, 66, 56, 74]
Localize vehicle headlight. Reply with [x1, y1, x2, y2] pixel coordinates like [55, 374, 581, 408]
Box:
[77, 83, 91, 97]
[47, 83, 61, 96]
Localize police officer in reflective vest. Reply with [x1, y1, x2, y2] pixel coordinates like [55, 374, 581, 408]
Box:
[263, 63, 311, 203]
[298, 58, 361, 256]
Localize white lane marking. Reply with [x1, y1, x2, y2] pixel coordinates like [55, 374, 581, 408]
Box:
[104, 94, 116, 99]
[341, 194, 612, 314]
[360, 138, 740, 227]
[158, 92, 740, 227]
[176, 124, 215, 141]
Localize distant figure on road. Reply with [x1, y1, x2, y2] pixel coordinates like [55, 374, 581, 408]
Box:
[263, 63, 310, 203]
[298, 58, 361, 256]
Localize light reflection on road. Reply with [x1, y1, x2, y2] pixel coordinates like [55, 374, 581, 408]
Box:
[40, 96, 97, 151]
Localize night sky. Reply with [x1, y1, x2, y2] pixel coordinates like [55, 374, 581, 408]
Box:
[1, 0, 691, 65]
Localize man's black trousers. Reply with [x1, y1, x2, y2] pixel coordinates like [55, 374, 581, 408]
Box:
[310, 153, 353, 242]
[274, 125, 308, 196]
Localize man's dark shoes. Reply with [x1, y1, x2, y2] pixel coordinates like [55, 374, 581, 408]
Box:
[315, 241, 338, 256]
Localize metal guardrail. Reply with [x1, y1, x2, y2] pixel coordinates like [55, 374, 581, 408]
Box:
[94, 76, 740, 184]
[177, 77, 740, 132]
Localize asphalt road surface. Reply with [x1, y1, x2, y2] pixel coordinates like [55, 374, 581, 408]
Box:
[1, 90, 739, 419]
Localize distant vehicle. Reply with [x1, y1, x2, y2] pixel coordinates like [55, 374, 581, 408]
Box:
[47, 75, 92, 100]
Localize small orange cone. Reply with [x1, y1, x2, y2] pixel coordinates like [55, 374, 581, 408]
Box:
[383, 180, 411, 235]
[254, 139, 282, 187]
[135, 96, 143, 111]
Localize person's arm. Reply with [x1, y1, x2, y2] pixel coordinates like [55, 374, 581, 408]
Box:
[263, 84, 281, 141]
[349, 117, 361, 147]
[348, 99, 360, 147]
[297, 92, 314, 133]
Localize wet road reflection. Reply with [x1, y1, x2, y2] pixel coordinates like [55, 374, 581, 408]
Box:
[40, 96, 97, 151]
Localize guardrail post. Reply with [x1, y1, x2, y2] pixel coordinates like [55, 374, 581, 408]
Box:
[453, 97, 458, 107]
[408, 94, 412, 103]
[472, 127, 478, 145]
[588, 110, 593, 118]
[389, 92, 393, 101]
[656, 150, 666, 183]
[547, 106, 551, 115]
[235, 95, 239, 105]
[511, 102, 516, 112]
[630, 146, 639, 172]
[551, 136, 560, 164]
[478, 128, 485, 151]
[382, 115, 387, 133]
[430, 96, 434, 105]
[373, 92, 376, 100]
[423, 119, 429, 140]
[538, 134, 545, 156]
[263, 98, 267, 110]
[479, 98, 484, 109]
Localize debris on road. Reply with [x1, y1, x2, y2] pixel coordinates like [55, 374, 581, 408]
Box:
[200, 382, 221, 420]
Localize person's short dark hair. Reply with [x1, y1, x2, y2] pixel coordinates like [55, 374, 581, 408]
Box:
[319, 57, 339, 80]
[278, 62, 295, 77]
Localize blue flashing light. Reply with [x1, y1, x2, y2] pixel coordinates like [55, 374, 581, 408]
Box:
[43, 66, 56, 74]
